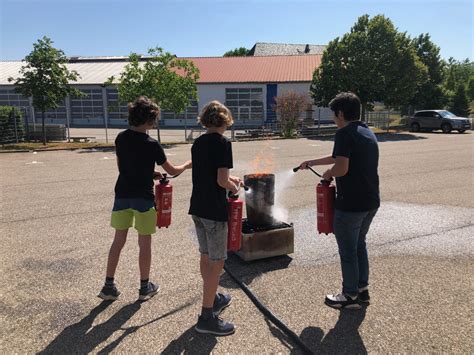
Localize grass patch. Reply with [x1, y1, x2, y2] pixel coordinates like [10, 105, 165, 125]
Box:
[1, 141, 114, 151]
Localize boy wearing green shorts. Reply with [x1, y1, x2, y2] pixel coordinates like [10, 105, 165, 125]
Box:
[99, 96, 191, 301]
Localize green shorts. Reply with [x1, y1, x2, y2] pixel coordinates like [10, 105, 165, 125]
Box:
[111, 198, 156, 235]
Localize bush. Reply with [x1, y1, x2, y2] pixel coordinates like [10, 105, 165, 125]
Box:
[274, 91, 310, 138]
[0, 106, 25, 144]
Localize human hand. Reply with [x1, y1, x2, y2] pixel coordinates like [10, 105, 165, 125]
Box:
[230, 175, 243, 187]
[322, 169, 333, 181]
[153, 171, 163, 180]
[299, 160, 312, 170]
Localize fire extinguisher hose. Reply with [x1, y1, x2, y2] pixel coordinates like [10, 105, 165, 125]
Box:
[223, 264, 313, 354]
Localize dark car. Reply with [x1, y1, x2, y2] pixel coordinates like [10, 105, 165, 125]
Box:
[409, 110, 471, 133]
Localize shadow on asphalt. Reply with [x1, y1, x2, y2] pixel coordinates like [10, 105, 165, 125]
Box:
[220, 254, 293, 289]
[161, 326, 218, 354]
[292, 306, 368, 354]
[39, 300, 196, 354]
[39, 301, 140, 354]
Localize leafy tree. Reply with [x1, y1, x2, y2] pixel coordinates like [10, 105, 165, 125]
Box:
[8, 36, 82, 144]
[274, 90, 310, 137]
[106, 47, 199, 142]
[468, 76, 474, 101]
[410, 33, 446, 109]
[443, 58, 473, 92]
[449, 84, 470, 117]
[310, 14, 427, 120]
[223, 47, 250, 57]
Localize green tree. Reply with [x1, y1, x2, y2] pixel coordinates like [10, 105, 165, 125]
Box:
[310, 14, 427, 120]
[223, 47, 250, 57]
[410, 33, 446, 109]
[468, 77, 474, 101]
[106, 47, 199, 142]
[443, 58, 473, 92]
[449, 84, 470, 117]
[8, 36, 82, 145]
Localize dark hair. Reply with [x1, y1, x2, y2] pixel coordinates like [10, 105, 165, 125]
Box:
[198, 100, 234, 128]
[328, 92, 361, 121]
[128, 96, 160, 127]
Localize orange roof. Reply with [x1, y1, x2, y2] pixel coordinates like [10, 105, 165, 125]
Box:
[189, 55, 322, 83]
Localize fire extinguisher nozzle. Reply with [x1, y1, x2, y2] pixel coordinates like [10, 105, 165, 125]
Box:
[292, 166, 300, 173]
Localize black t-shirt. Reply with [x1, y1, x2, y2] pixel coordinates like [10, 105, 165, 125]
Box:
[114, 129, 167, 200]
[332, 121, 380, 212]
[189, 133, 233, 221]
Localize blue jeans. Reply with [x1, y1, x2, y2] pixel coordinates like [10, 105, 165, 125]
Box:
[333, 208, 378, 296]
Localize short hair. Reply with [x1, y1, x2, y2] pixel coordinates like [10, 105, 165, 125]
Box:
[128, 96, 160, 127]
[198, 100, 234, 128]
[328, 92, 361, 121]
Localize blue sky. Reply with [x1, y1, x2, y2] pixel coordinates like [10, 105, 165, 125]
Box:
[1, 0, 472, 61]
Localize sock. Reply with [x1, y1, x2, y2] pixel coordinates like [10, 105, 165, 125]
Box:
[105, 277, 115, 287]
[201, 307, 213, 320]
[140, 279, 149, 288]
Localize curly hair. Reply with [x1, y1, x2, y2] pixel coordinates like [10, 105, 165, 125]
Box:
[198, 100, 234, 128]
[127, 96, 161, 127]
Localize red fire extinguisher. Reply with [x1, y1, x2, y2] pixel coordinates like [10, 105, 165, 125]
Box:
[227, 191, 243, 251]
[316, 180, 335, 234]
[155, 174, 173, 228]
[294, 165, 335, 235]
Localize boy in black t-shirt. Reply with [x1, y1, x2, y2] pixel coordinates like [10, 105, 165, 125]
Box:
[98, 96, 191, 302]
[189, 101, 243, 336]
[298, 92, 379, 309]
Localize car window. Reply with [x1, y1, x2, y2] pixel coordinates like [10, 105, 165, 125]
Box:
[439, 111, 456, 118]
[416, 111, 432, 118]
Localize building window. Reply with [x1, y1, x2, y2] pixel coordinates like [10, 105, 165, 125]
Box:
[71, 89, 104, 120]
[161, 100, 199, 122]
[225, 88, 263, 122]
[0, 89, 30, 108]
[34, 99, 67, 120]
[106, 88, 129, 120]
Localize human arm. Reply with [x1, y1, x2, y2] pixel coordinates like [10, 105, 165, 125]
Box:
[299, 155, 336, 170]
[322, 156, 349, 180]
[217, 168, 239, 194]
[160, 160, 192, 176]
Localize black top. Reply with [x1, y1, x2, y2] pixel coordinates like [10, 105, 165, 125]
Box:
[114, 129, 167, 200]
[332, 121, 380, 212]
[189, 133, 233, 221]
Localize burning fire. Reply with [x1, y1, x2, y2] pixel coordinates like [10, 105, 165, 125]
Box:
[250, 143, 275, 176]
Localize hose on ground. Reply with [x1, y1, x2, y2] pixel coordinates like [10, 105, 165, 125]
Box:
[223, 264, 313, 354]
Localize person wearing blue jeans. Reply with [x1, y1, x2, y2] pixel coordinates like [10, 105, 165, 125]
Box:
[299, 92, 380, 309]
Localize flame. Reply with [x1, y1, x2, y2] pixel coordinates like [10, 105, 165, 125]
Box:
[250, 142, 275, 175]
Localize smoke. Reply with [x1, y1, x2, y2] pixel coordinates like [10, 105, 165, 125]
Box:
[272, 169, 295, 222]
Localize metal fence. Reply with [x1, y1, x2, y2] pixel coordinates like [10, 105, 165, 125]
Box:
[1, 108, 405, 145]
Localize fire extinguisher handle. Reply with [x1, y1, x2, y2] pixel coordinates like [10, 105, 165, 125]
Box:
[321, 178, 333, 185]
[228, 191, 239, 199]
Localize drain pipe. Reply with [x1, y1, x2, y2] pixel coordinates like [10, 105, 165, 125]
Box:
[223, 264, 313, 354]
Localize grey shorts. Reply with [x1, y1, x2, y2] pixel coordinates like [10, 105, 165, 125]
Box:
[191, 215, 228, 261]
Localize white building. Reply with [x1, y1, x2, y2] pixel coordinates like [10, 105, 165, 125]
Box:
[0, 53, 331, 128]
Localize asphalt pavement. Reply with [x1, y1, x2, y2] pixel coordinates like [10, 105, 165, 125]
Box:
[1, 131, 473, 353]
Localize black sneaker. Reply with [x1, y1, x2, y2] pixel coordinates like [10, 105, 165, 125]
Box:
[195, 315, 235, 336]
[138, 282, 160, 301]
[358, 286, 370, 303]
[213, 293, 232, 316]
[324, 293, 361, 309]
[98, 285, 120, 301]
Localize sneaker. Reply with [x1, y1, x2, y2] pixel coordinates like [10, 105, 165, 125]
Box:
[138, 282, 160, 301]
[98, 285, 120, 301]
[195, 315, 235, 336]
[358, 286, 370, 303]
[213, 293, 232, 316]
[324, 293, 361, 309]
